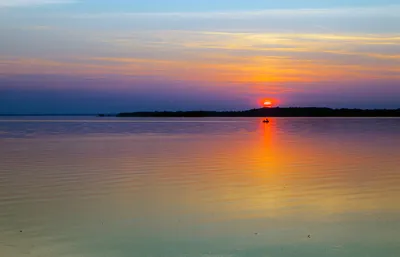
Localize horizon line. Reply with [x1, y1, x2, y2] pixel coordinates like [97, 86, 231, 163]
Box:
[2, 106, 400, 116]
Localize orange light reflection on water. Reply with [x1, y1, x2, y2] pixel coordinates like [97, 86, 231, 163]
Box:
[3, 120, 399, 229]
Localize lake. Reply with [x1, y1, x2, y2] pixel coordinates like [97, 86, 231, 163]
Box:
[0, 117, 399, 257]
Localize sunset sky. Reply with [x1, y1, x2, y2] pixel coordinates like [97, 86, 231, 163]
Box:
[0, 0, 399, 113]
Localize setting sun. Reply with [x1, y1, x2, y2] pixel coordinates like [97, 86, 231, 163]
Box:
[263, 100, 273, 107]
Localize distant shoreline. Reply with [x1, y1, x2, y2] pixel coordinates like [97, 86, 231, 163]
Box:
[109, 107, 400, 118]
[0, 114, 95, 117]
[2, 107, 399, 118]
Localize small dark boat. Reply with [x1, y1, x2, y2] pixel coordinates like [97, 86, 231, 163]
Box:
[263, 118, 269, 123]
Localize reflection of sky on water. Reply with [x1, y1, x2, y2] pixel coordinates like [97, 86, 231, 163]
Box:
[0, 117, 399, 257]
[1, 117, 400, 139]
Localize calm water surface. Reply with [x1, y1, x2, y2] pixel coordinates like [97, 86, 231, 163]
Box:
[0, 117, 399, 257]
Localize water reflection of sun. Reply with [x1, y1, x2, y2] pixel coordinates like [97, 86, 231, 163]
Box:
[261, 118, 274, 146]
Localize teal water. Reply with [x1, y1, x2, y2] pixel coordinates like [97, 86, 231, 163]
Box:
[0, 117, 400, 257]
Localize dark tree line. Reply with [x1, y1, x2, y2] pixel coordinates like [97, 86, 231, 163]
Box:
[112, 107, 400, 117]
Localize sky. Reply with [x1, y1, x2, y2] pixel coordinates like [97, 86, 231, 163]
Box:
[0, 0, 399, 113]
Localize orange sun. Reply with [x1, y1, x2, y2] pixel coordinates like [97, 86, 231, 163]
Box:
[263, 100, 273, 107]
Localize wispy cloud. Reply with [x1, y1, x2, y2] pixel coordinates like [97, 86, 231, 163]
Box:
[64, 5, 400, 34]
[73, 5, 400, 19]
[96, 30, 400, 63]
[0, 0, 78, 8]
